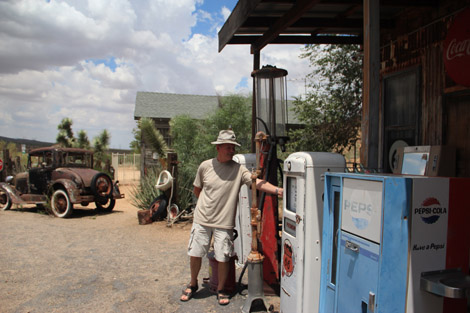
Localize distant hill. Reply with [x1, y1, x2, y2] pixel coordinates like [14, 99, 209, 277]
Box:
[0, 136, 53, 149]
[0, 136, 132, 153]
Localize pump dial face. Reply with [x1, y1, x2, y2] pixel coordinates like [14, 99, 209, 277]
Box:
[286, 177, 297, 213]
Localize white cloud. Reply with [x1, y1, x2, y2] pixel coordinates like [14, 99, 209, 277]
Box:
[221, 6, 232, 20]
[0, 0, 308, 149]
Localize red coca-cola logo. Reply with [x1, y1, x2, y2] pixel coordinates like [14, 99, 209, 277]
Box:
[443, 7, 470, 87]
[446, 38, 470, 61]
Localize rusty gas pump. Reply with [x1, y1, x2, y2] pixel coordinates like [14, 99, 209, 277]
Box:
[242, 65, 288, 313]
[242, 132, 269, 313]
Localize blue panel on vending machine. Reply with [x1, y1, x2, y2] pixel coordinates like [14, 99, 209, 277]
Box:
[319, 173, 410, 313]
[319, 173, 470, 313]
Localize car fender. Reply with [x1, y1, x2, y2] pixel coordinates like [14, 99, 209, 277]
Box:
[51, 179, 81, 203]
[0, 182, 27, 204]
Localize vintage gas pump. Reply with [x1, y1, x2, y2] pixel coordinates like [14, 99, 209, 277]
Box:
[253, 65, 289, 288]
[280, 152, 345, 313]
[320, 173, 470, 313]
[242, 65, 288, 313]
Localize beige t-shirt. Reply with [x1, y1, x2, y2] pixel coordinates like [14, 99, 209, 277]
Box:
[193, 158, 252, 229]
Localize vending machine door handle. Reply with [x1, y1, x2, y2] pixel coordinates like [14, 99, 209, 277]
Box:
[369, 292, 376, 312]
[345, 240, 360, 253]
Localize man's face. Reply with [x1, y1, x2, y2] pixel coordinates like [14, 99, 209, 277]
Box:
[216, 144, 236, 162]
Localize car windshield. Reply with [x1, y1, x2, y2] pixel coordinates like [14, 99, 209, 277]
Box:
[29, 151, 53, 169]
[61, 151, 92, 167]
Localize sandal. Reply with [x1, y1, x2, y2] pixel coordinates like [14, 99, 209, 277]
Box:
[180, 283, 198, 302]
[217, 290, 230, 306]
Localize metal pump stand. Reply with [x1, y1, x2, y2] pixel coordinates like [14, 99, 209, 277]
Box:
[242, 132, 270, 313]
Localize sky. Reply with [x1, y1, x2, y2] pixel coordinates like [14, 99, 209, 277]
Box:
[0, 0, 311, 149]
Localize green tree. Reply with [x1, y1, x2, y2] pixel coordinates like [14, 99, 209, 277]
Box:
[130, 118, 169, 211]
[288, 44, 362, 153]
[56, 118, 92, 149]
[92, 129, 111, 170]
[139, 117, 168, 160]
[169, 94, 252, 211]
[55, 118, 111, 172]
[76, 130, 90, 149]
[129, 124, 141, 153]
[56, 118, 75, 147]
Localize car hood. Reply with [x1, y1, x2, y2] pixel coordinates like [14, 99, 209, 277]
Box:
[56, 168, 101, 187]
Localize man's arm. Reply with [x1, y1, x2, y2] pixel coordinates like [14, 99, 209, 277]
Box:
[255, 178, 283, 197]
[193, 186, 202, 198]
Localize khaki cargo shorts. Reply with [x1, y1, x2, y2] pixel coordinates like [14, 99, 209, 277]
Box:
[187, 223, 234, 262]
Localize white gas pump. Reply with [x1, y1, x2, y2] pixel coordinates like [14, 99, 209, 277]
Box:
[280, 152, 345, 313]
[233, 153, 256, 267]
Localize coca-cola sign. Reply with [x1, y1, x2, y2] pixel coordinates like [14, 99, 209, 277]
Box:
[443, 7, 470, 87]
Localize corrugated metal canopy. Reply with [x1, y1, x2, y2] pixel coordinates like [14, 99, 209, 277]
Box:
[218, 0, 437, 53]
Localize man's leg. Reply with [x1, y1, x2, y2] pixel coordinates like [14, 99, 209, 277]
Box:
[217, 261, 230, 305]
[190, 256, 202, 287]
[181, 256, 202, 301]
[181, 223, 212, 301]
[217, 260, 229, 290]
[213, 227, 233, 305]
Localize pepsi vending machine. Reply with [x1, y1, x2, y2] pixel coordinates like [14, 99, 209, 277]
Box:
[320, 173, 470, 313]
[281, 152, 345, 313]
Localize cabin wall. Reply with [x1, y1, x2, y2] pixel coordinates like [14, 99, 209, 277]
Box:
[377, 4, 470, 176]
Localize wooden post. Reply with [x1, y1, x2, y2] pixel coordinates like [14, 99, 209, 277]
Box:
[1, 149, 12, 182]
[0, 149, 5, 182]
[167, 152, 178, 205]
[252, 51, 260, 153]
[362, 0, 380, 170]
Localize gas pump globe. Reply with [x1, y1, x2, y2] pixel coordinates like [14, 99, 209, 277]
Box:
[252, 65, 288, 149]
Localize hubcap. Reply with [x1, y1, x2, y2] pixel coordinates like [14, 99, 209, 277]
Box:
[54, 195, 67, 213]
[96, 177, 111, 196]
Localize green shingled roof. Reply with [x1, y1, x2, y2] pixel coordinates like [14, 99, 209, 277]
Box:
[134, 92, 219, 120]
[134, 91, 300, 125]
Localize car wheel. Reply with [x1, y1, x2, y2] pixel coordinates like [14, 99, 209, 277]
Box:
[0, 187, 12, 211]
[95, 197, 115, 212]
[91, 173, 113, 201]
[51, 189, 73, 218]
[149, 195, 168, 221]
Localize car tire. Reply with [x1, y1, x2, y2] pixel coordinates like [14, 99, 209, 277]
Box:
[51, 189, 73, 218]
[91, 173, 113, 202]
[95, 197, 116, 212]
[149, 195, 168, 221]
[0, 186, 12, 211]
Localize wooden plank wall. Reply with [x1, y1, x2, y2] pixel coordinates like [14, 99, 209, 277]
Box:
[380, 16, 449, 146]
[380, 8, 470, 176]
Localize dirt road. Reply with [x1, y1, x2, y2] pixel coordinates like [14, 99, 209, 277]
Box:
[0, 185, 279, 313]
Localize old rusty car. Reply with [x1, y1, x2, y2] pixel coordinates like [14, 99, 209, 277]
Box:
[0, 146, 123, 218]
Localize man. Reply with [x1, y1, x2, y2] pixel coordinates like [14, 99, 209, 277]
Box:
[180, 129, 283, 306]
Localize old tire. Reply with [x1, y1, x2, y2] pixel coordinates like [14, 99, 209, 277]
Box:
[51, 189, 73, 218]
[0, 187, 12, 211]
[149, 195, 168, 221]
[95, 197, 116, 212]
[91, 173, 113, 201]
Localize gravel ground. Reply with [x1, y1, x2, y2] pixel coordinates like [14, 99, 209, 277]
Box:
[0, 185, 280, 313]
